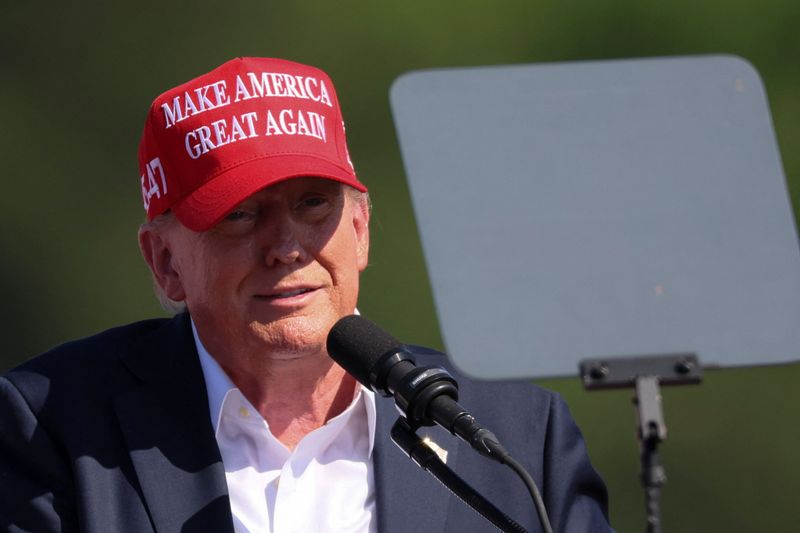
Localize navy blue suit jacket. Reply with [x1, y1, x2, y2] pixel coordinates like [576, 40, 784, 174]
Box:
[0, 314, 611, 532]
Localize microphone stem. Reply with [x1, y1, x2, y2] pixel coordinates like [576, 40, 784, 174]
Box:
[429, 395, 510, 462]
[428, 394, 468, 432]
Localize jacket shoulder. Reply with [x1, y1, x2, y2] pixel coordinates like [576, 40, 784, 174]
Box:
[2, 315, 190, 417]
[6, 317, 175, 376]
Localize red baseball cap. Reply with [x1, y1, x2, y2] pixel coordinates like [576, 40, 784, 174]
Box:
[137, 57, 366, 231]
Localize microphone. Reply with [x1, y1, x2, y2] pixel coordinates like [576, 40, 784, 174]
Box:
[327, 314, 510, 463]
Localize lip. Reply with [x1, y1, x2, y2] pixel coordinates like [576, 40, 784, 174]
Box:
[254, 285, 321, 305]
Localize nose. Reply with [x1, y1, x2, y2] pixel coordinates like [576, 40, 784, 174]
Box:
[261, 212, 307, 267]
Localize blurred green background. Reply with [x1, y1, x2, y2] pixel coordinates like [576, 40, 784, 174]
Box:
[1, 1, 798, 531]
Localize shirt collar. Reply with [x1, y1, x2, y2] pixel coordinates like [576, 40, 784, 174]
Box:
[193, 320, 236, 435]
[192, 318, 377, 453]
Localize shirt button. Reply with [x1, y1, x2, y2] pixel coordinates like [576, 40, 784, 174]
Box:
[238, 406, 250, 418]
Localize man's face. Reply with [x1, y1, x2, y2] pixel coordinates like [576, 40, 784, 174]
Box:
[149, 177, 369, 360]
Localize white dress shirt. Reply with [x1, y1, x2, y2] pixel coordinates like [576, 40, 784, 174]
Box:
[193, 322, 378, 533]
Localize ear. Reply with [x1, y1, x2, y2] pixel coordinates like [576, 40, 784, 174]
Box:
[352, 196, 370, 272]
[138, 223, 187, 302]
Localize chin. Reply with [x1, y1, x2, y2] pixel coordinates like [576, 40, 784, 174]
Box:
[246, 316, 331, 358]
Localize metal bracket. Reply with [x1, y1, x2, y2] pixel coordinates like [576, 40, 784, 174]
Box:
[580, 353, 702, 390]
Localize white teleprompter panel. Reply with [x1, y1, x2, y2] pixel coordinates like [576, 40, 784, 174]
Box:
[390, 55, 800, 380]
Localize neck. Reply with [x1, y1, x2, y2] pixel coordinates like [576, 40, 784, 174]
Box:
[215, 347, 358, 450]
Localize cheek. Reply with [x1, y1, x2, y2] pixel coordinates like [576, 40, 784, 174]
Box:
[325, 236, 363, 305]
[178, 244, 243, 305]
[319, 229, 360, 273]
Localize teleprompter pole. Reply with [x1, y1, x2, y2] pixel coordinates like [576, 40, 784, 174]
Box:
[636, 376, 667, 533]
[580, 353, 702, 533]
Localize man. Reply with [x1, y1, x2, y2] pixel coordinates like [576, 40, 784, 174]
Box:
[0, 58, 612, 532]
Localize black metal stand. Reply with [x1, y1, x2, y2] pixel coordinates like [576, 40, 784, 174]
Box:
[580, 353, 702, 533]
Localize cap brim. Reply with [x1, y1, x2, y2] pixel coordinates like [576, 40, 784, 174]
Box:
[171, 154, 366, 232]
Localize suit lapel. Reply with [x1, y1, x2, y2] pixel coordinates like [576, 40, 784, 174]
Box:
[114, 314, 234, 533]
[373, 396, 459, 533]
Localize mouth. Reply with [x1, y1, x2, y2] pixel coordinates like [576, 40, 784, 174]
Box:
[255, 286, 319, 301]
[274, 288, 313, 298]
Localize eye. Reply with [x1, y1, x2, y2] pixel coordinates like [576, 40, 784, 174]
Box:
[222, 207, 258, 224]
[213, 207, 258, 235]
[224, 210, 250, 221]
[297, 194, 329, 210]
[301, 196, 328, 207]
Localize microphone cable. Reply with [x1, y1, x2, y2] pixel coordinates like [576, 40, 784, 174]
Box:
[503, 455, 553, 533]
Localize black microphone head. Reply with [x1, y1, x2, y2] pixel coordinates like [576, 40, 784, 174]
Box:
[327, 314, 404, 387]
